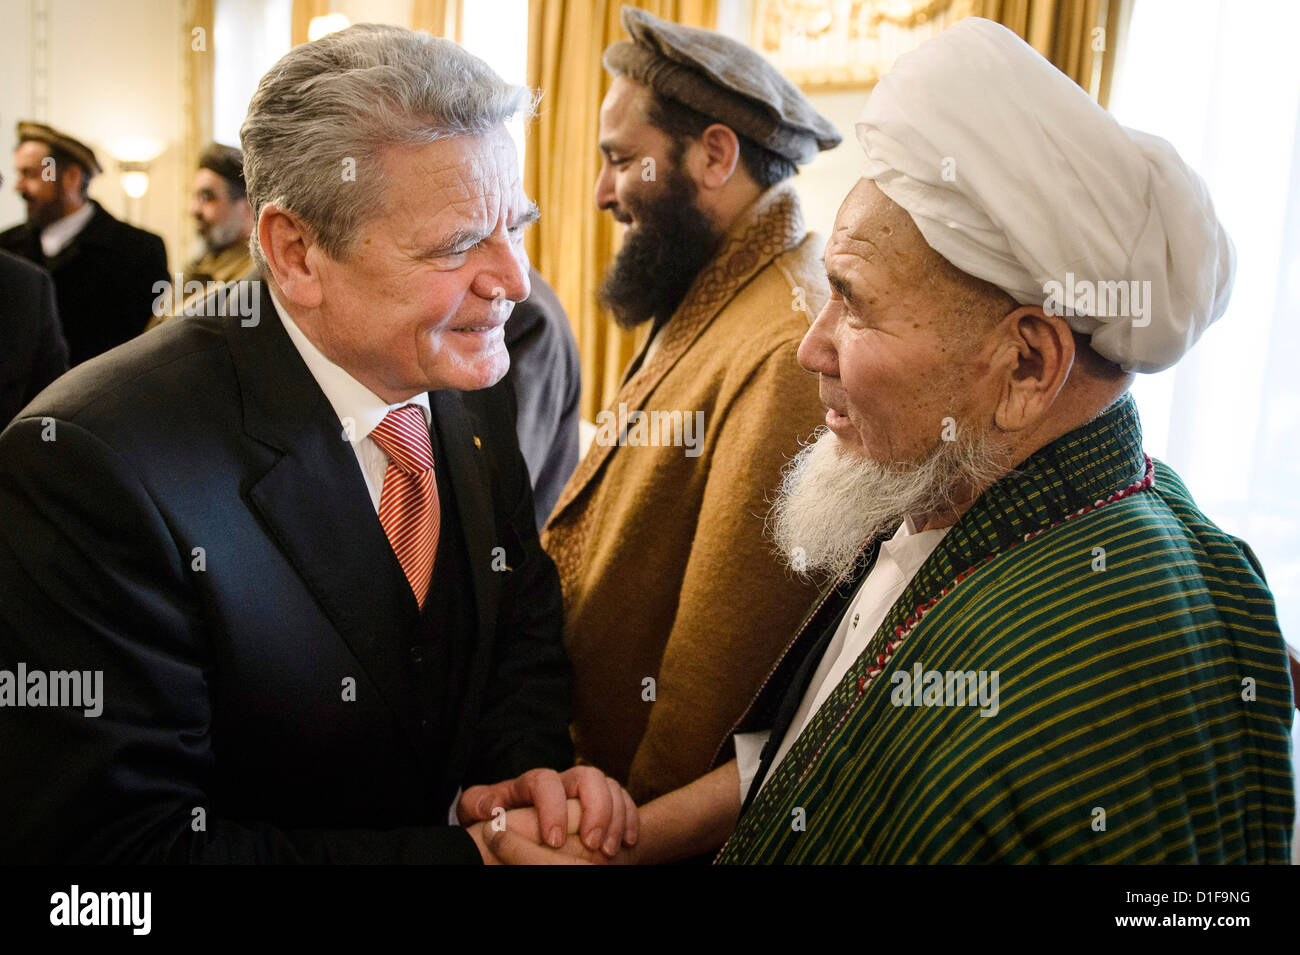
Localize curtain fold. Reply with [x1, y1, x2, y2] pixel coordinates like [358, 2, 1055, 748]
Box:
[525, 0, 717, 421]
[291, 0, 328, 47]
[412, 0, 462, 40]
[975, 0, 1129, 107]
[183, 0, 215, 271]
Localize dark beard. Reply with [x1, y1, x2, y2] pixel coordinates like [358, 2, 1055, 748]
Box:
[26, 195, 66, 232]
[597, 168, 722, 330]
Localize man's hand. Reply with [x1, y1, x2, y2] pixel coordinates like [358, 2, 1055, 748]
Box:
[466, 801, 618, 864]
[458, 766, 638, 858]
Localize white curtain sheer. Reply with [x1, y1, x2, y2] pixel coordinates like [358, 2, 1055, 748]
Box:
[1112, 0, 1299, 641]
[1111, 0, 1300, 860]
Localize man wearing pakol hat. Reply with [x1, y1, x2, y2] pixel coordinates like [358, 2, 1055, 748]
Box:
[542, 6, 841, 805]
[490, 18, 1294, 865]
[1, 121, 168, 366]
[146, 143, 258, 331]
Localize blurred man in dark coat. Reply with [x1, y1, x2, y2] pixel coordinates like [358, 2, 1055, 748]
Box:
[0, 121, 168, 365]
[505, 268, 581, 528]
[0, 248, 67, 423]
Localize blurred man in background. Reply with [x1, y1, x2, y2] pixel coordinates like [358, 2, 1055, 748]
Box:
[0, 247, 67, 423]
[504, 267, 581, 529]
[147, 142, 256, 331]
[1, 121, 167, 365]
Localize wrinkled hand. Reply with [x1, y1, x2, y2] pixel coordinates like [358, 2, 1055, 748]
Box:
[458, 766, 638, 858]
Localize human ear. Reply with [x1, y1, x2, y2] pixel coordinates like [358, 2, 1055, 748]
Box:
[696, 123, 741, 189]
[258, 203, 323, 309]
[993, 306, 1074, 432]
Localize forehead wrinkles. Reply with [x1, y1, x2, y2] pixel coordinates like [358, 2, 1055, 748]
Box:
[399, 137, 518, 235]
[829, 193, 938, 311]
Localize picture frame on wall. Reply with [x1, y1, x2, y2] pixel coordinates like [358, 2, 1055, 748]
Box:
[753, 0, 976, 91]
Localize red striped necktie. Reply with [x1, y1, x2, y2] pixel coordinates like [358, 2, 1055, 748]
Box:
[369, 404, 440, 608]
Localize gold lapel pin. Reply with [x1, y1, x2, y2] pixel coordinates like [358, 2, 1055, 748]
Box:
[473, 435, 482, 450]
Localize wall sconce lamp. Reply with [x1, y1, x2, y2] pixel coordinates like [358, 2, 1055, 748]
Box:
[118, 160, 151, 199]
[308, 13, 351, 42]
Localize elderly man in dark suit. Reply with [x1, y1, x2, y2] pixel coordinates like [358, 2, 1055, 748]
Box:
[0, 24, 633, 864]
[0, 249, 67, 424]
[0, 122, 168, 366]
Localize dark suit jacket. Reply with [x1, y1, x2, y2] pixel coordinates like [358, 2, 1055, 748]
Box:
[0, 250, 68, 424]
[0, 282, 572, 863]
[0, 199, 169, 366]
[504, 269, 580, 529]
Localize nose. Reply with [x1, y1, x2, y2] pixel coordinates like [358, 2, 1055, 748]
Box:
[797, 299, 840, 378]
[594, 163, 615, 212]
[477, 233, 530, 306]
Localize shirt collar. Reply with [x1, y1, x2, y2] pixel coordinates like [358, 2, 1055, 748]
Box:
[881, 518, 950, 579]
[40, 200, 95, 257]
[268, 288, 430, 447]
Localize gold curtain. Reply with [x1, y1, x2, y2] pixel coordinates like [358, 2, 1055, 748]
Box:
[975, 0, 1129, 107]
[412, 0, 463, 40]
[182, 0, 215, 269]
[291, 0, 329, 46]
[526, 0, 717, 421]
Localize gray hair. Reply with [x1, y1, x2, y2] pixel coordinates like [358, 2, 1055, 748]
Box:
[240, 23, 537, 273]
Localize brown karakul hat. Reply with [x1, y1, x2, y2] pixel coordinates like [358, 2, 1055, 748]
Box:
[603, 5, 842, 165]
[16, 121, 102, 176]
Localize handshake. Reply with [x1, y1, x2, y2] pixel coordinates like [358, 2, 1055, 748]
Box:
[456, 766, 641, 865]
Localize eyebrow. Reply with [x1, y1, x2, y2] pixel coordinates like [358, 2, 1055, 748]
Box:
[423, 201, 541, 257]
[513, 202, 541, 230]
[826, 269, 856, 304]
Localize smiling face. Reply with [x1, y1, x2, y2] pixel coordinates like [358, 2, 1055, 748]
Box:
[303, 126, 535, 400]
[798, 179, 1011, 466]
[594, 77, 682, 232]
[593, 77, 723, 327]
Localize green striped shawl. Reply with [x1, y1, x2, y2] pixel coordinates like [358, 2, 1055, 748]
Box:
[718, 396, 1294, 864]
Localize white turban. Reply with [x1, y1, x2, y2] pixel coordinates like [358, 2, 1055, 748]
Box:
[856, 17, 1234, 373]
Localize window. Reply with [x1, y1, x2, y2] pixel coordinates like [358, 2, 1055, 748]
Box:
[1112, 0, 1300, 645]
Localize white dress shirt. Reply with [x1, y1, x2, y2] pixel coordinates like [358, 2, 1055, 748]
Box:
[268, 290, 431, 513]
[40, 200, 95, 258]
[736, 517, 950, 801]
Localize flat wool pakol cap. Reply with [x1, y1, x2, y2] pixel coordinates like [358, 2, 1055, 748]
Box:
[16, 121, 103, 176]
[603, 5, 841, 165]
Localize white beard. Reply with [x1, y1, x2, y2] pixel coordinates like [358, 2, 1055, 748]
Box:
[769, 426, 1008, 582]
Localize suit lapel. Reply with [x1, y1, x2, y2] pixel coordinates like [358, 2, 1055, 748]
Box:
[428, 388, 499, 655]
[548, 183, 807, 525]
[231, 283, 427, 752]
